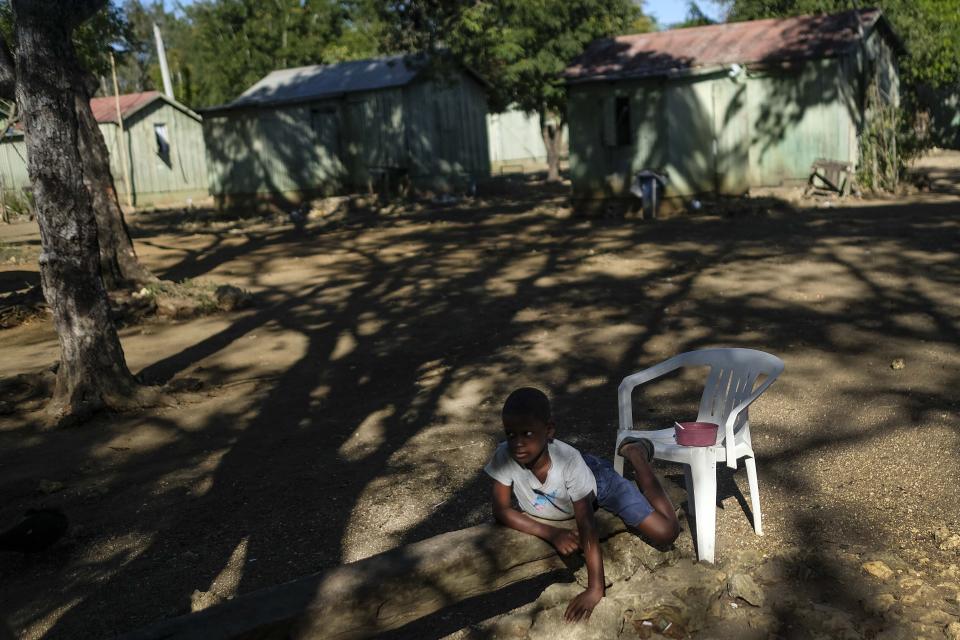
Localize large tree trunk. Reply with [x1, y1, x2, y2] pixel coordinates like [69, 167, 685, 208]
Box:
[74, 73, 157, 288]
[539, 110, 564, 183]
[13, 0, 140, 422]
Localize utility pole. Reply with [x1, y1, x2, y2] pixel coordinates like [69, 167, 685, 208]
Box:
[110, 50, 134, 208]
[153, 22, 174, 99]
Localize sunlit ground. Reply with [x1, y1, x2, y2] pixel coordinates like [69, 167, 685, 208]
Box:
[0, 167, 958, 638]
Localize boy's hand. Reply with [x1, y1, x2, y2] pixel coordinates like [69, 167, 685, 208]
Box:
[548, 528, 580, 555]
[564, 586, 603, 622]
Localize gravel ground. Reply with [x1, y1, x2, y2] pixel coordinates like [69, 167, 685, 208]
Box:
[0, 156, 959, 639]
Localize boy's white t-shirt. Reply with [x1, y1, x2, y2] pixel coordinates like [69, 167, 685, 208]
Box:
[484, 439, 598, 521]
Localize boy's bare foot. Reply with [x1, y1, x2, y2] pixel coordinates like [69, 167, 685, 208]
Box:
[617, 436, 654, 462]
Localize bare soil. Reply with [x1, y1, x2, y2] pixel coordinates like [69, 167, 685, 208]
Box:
[1, 155, 959, 639]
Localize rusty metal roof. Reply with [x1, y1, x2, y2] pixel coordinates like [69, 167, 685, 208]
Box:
[90, 91, 162, 123]
[564, 8, 900, 84]
[7, 91, 199, 137]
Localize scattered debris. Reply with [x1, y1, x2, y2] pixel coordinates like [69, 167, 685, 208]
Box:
[890, 358, 906, 370]
[862, 560, 895, 581]
[728, 573, 765, 606]
[214, 284, 252, 311]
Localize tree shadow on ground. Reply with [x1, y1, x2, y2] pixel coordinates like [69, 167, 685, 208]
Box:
[0, 187, 958, 638]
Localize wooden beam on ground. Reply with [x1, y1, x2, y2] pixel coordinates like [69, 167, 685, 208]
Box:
[121, 514, 628, 640]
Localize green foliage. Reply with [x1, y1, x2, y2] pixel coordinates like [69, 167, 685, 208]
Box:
[0, 0, 133, 79]
[858, 84, 929, 193]
[401, 0, 644, 119]
[143, 278, 220, 313]
[1, 187, 36, 221]
[178, 0, 383, 107]
[103, 0, 386, 107]
[675, 2, 717, 28]
[857, 86, 900, 192]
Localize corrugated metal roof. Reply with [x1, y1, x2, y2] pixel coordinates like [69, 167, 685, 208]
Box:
[564, 8, 899, 83]
[224, 55, 421, 110]
[90, 91, 162, 123]
[7, 90, 198, 137]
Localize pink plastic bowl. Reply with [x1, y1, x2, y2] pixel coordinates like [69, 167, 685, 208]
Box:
[675, 421, 719, 447]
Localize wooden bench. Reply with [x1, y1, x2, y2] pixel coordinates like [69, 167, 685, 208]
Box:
[804, 158, 855, 197]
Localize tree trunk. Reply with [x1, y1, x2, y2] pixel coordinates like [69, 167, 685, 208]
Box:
[74, 72, 157, 288]
[13, 0, 140, 422]
[539, 110, 564, 183]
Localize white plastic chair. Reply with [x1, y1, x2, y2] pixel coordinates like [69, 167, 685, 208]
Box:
[614, 348, 784, 563]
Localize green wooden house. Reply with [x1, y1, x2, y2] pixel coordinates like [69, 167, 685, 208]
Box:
[0, 91, 208, 208]
[563, 9, 903, 209]
[203, 55, 490, 207]
[487, 108, 568, 175]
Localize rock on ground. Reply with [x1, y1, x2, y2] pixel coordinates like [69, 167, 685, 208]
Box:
[455, 539, 960, 640]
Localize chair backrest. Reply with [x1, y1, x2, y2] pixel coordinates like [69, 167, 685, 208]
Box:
[683, 348, 783, 438]
[619, 348, 784, 468]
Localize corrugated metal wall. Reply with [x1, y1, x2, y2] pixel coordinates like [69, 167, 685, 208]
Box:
[112, 103, 209, 206]
[569, 46, 883, 200]
[0, 137, 28, 194]
[747, 59, 857, 188]
[344, 88, 405, 186]
[404, 75, 490, 189]
[487, 108, 567, 173]
[0, 102, 208, 207]
[205, 71, 490, 200]
[204, 101, 347, 199]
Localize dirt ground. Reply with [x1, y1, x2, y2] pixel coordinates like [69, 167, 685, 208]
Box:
[1, 153, 959, 639]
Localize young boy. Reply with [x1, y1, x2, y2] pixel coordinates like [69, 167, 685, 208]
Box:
[485, 387, 681, 622]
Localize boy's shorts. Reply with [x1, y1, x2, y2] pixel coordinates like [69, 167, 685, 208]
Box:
[583, 453, 654, 528]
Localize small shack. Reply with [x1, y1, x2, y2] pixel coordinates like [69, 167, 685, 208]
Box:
[487, 108, 568, 175]
[563, 9, 903, 208]
[203, 55, 490, 206]
[0, 91, 208, 208]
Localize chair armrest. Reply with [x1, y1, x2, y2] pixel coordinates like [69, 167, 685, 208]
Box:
[618, 358, 684, 433]
[722, 372, 781, 469]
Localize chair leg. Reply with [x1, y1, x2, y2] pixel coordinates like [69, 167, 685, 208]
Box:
[614, 452, 625, 476]
[744, 455, 763, 536]
[689, 448, 717, 563]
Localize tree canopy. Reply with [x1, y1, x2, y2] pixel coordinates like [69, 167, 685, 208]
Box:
[23, 0, 655, 112]
[443, 0, 646, 116]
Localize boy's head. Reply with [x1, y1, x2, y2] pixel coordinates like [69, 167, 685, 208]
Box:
[501, 387, 554, 466]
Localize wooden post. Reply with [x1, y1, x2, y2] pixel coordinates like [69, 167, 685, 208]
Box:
[110, 50, 134, 209]
[0, 100, 12, 223]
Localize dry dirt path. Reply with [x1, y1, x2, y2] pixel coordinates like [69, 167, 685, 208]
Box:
[1, 171, 959, 638]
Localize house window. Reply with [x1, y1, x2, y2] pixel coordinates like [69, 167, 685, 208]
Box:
[154, 123, 170, 156]
[614, 96, 631, 146]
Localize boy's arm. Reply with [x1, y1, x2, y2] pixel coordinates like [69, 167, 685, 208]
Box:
[564, 494, 604, 623]
[491, 480, 580, 555]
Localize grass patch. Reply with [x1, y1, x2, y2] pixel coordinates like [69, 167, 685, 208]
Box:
[142, 278, 220, 314]
[0, 240, 37, 266]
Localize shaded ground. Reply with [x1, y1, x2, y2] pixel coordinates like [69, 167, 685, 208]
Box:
[1, 158, 959, 639]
